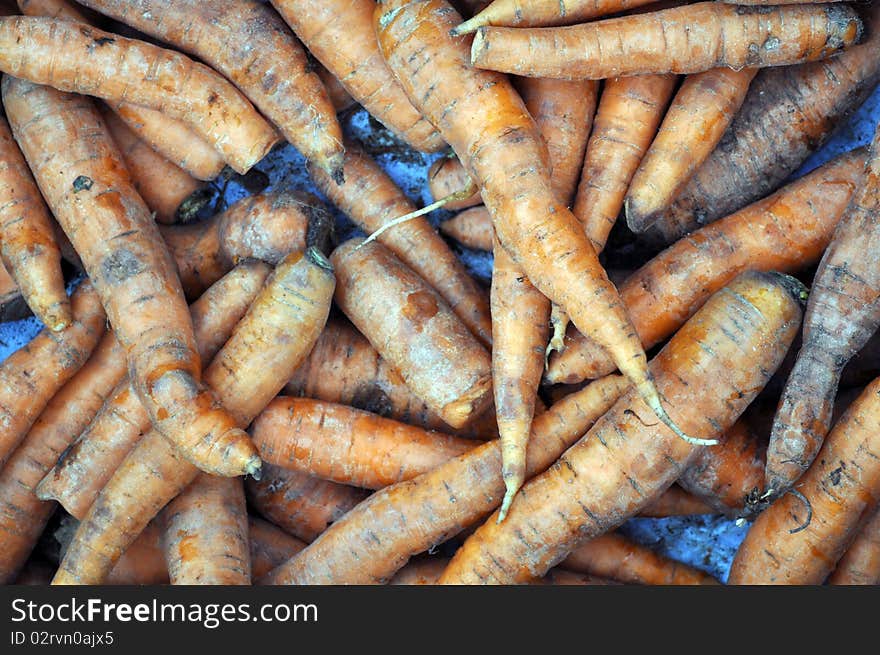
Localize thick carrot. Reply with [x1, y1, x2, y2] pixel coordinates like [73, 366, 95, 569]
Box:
[261, 374, 627, 585]
[36, 262, 271, 520]
[0, 282, 104, 467]
[427, 156, 482, 211]
[439, 206, 493, 252]
[251, 396, 474, 489]
[469, 3, 863, 80]
[248, 517, 306, 581]
[78, 0, 345, 181]
[638, 485, 714, 518]
[827, 504, 880, 585]
[728, 376, 880, 585]
[561, 532, 720, 585]
[0, 331, 125, 583]
[0, 16, 278, 174]
[643, 2, 880, 244]
[546, 147, 866, 385]
[160, 474, 250, 585]
[247, 465, 369, 545]
[439, 271, 803, 584]
[453, 0, 660, 34]
[309, 143, 492, 346]
[331, 238, 492, 430]
[375, 0, 697, 446]
[574, 74, 677, 253]
[270, 0, 443, 154]
[766, 122, 880, 498]
[0, 111, 69, 330]
[100, 106, 211, 225]
[53, 247, 337, 584]
[625, 67, 758, 231]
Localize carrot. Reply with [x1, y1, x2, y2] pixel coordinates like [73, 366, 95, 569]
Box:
[469, 3, 864, 80]
[643, 2, 880, 245]
[270, 0, 443, 154]
[160, 474, 250, 585]
[105, 520, 168, 585]
[561, 532, 720, 585]
[331, 238, 492, 430]
[438, 271, 803, 584]
[0, 258, 30, 323]
[439, 206, 494, 252]
[427, 156, 482, 211]
[308, 143, 492, 346]
[36, 262, 272, 520]
[638, 486, 714, 518]
[388, 557, 452, 585]
[374, 0, 700, 446]
[78, 0, 345, 182]
[100, 105, 211, 225]
[766, 121, 880, 499]
[826, 504, 880, 585]
[4, 78, 261, 478]
[452, 0, 660, 34]
[727, 375, 880, 585]
[247, 465, 369, 545]
[625, 67, 758, 231]
[0, 16, 279, 174]
[0, 331, 125, 583]
[311, 60, 358, 114]
[0, 282, 104, 467]
[248, 517, 306, 581]
[546, 147, 866, 385]
[261, 374, 627, 584]
[0, 112, 69, 330]
[574, 74, 677, 253]
[53, 247, 337, 584]
[251, 396, 474, 489]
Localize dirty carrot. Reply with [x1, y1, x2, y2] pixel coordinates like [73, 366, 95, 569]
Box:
[439, 206, 494, 252]
[469, 2, 863, 80]
[826, 504, 880, 585]
[452, 0, 660, 34]
[638, 486, 715, 518]
[625, 67, 758, 232]
[546, 147, 865, 385]
[438, 271, 802, 584]
[248, 517, 306, 581]
[427, 156, 482, 211]
[105, 520, 168, 585]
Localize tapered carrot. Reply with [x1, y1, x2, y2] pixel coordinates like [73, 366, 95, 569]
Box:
[331, 238, 492, 430]
[625, 67, 758, 231]
[0, 282, 104, 467]
[78, 0, 345, 181]
[827, 504, 880, 585]
[546, 147, 865, 385]
[643, 1, 880, 244]
[375, 0, 700, 447]
[309, 143, 492, 346]
[36, 262, 272, 520]
[766, 122, 880, 498]
[0, 331, 124, 583]
[0, 111, 69, 330]
[638, 486, 714, 518]
[439, 271, 803, 584]
[470, 3, 863, 80]
[53, 247, 337, 584]
[4, 78, 259, 478]
[439, 206, 493, 252]
[100, 106, 211, 225]
[270, 0, 443, 154]
[575, 74, 677, 253]
[427, 156, 482, 211]
[261, 374, 627, 584]
[247, 465, 368, 545]
[728, 375, 880, 585]
[561, 532, 720, 585]
[452, 0, 660, 34]
[248, 517, 306, 580]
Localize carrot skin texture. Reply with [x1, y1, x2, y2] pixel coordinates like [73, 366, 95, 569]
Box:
[77, 0, 344, 181]
[0, 111, 69, 330]
[427, 157, 481, 210]
[453, 0, 660, 33]
[469, 3, 864, 80]
[52, 250, 335, 584]
[261, 374, 628, 585]
[767, 123, 880, 497]
[309, 145, 492, 347]
[625, 67, 758, 231]
[439, 206, 494, 251]
[311, 60, 358, 114]
[270, 0, 443, 153]
[638, 486, 714, 518]
[439, 271, 803, 584]
[574, 74, 677, 252]
[546, 147, 865, 385]
[248, 517, 307, 580]
[0, 16, 278, 173]
[331, 238, 492, 430]
[827, 504, 880, 585]
[36, 262, 272, 520]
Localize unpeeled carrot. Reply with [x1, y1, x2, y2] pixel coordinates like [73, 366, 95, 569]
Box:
[826, 504, 880, 585]
[427, 156, 482, 211]
[638, 486, 714, 518]
[311, 60, 358, 115]
[439, 206, 493, 252]
[248, 517, 306, 580]
[452, 0, 660, 34]
[105, 520, 168, 585]
[0, 259, 30, 323]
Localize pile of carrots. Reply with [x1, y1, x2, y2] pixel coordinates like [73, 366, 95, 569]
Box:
[0, 0, 877, 587]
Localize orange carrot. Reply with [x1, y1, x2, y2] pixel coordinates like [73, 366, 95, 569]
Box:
[438, 271, 803, 584]
[248, 517, 306, 581]
[452, 0, 660, 34]
[439, 206, 493, 252]
[388, 557, 452, 585]
[826, 504, 880, 585]
[105, 520, 168, 585]
[469, 3, 864, 79]
[311, 60, 358, 114]
[427, 156, 482, 211]
[638, 486, 714, 518]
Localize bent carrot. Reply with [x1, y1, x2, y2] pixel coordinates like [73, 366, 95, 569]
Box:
[439, 206, 493, 252]
[438, 271, 803, 584]
[827, 505, 880, 585]
[453, 0, 660, 34]
[469, 3, 863, 80]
